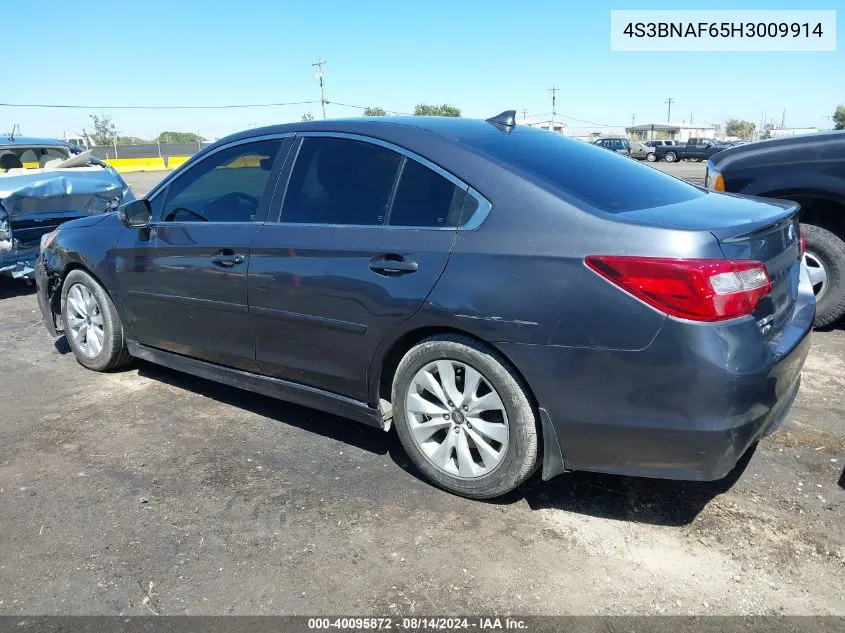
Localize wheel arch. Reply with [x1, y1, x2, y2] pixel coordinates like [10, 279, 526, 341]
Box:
[763, 190, 845, 241]
[370, 324, 566, 480]
[48, 260, 118, 330]
[371, 325, 537, 409]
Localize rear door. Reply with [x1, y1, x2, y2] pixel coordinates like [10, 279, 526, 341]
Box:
[115, 137, 289, 370]
[248, 134, 474, 401]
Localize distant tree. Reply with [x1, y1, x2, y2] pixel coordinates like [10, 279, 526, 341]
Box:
[115, 136, 145, 145]
[833, 105, 845, 130]
[414, 103, 461, 117]
[156, 131, 203, 144]
[363, 106, 387, 116]
[302, 112, 315, 122]
[82, 114, 118, 146]
[725, 119, 757, 139]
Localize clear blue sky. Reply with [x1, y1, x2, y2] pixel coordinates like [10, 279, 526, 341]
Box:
[2, 0, 841, 139]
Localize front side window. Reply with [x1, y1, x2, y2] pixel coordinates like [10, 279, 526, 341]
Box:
[159, 139, 281, 223]
[281, 137, 401, 225]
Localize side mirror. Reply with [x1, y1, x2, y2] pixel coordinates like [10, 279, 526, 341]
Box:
[118, 199, 152, 229]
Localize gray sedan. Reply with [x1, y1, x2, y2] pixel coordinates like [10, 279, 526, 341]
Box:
[36, 111, 814, 499]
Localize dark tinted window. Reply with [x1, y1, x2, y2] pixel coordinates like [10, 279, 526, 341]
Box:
[389, 159, 466, 227]
[468, 128, 703, 213]
[160, 139, 280, 223]
[282, 137, 400, 225]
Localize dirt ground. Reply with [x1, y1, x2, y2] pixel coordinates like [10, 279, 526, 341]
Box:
[0, 165, 842, 615]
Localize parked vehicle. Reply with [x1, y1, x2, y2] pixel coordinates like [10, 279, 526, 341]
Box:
[642, 140, 676, 162]
[654, 138, 726, 163]
[629, 141, 653, 160]
[593, 137, 631, 155]
[0, 135, 133, 279]
[36, 112, 814, 499]
[707, 130, 845, 327]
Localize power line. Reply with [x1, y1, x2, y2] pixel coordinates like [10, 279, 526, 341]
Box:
[0, 100, 320, 110]
[327, 101, 414, 116]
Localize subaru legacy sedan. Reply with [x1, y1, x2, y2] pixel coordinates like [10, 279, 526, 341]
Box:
[35, 112, 814, 499]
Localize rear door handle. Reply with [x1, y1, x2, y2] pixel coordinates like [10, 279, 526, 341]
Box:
[369, 255, 419, 275]
[211, 252, 245, 267]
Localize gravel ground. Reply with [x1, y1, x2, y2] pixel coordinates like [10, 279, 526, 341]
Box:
[0, 164, 842, 616]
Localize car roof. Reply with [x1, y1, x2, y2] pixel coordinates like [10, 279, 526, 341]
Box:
[0, 136, 69, 149]
[235, 116, 505, 144]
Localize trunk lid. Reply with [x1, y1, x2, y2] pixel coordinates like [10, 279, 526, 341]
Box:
[616, 191, 801, 337]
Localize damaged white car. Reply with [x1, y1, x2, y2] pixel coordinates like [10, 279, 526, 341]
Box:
[0, 135, 133, 279]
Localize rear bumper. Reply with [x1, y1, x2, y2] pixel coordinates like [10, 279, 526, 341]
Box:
[501, 269, 815, 482]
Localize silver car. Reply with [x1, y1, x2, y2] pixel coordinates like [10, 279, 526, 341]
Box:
[0, 135, 133, 279]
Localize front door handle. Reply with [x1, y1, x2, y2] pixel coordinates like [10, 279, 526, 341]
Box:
[212, 251, 245, 267]
[369, 254, 419, 276]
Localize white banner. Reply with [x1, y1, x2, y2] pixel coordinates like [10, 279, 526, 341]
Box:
[610, 10, 836, 52]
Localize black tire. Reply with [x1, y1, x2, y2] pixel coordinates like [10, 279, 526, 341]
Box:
[664, 151, 677, 163]
[61, 269, 132, 371]
[802, 223, 845, 328]
[391, 334, 539, 499]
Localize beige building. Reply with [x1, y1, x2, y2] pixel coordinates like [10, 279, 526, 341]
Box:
[625, 122, 716, 142]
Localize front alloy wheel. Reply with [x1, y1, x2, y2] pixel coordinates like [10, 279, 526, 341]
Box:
[60, 268, 132, 371]
[66, 283, 105, 358]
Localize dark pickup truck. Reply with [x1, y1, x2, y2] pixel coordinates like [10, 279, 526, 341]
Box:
[706, 131, 845, 327]
[654, 138, 726, 163]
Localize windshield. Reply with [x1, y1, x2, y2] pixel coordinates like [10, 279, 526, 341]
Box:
[466, 128, 704, 213]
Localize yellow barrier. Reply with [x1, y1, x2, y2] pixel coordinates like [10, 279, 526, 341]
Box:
[166, 156, 190, 170]
[22, 161, 40, 169]
[104, 157, 168, 173]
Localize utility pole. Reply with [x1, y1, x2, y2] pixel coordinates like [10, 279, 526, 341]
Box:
[690, 110, 693, 124]
[521, 108, 529, 120]
[665, 97, 674, 123]
[549, 86, 559, 123]
[631, 114, 636, 126]
[781, 107, 786, 128]
[312, 58, 327, 120]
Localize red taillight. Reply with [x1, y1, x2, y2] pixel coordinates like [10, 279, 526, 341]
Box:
[799, 225, 806, 257]
[585, 256, 771, 322]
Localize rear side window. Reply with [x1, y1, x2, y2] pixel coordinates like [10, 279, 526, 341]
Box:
[282, 137, 400, 225]
[389, 159, 466, 227]
[467, 129, 703, 213]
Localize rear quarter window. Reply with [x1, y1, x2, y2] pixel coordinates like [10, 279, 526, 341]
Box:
[467, 129, 703, 213]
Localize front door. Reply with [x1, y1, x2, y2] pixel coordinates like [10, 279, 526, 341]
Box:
[249, 135, 472, 401]
[115, 137, 289, 371]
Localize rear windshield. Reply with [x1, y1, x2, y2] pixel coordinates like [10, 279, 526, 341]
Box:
[466, 129, 703, 213]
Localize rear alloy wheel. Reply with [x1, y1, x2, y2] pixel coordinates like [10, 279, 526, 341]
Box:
[801, 223, 845, 328]
[392, 335, 538, 499]
[664, 151, 677, 163]
[61, 269, 132, 371]
[646, 152, 657, 162]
